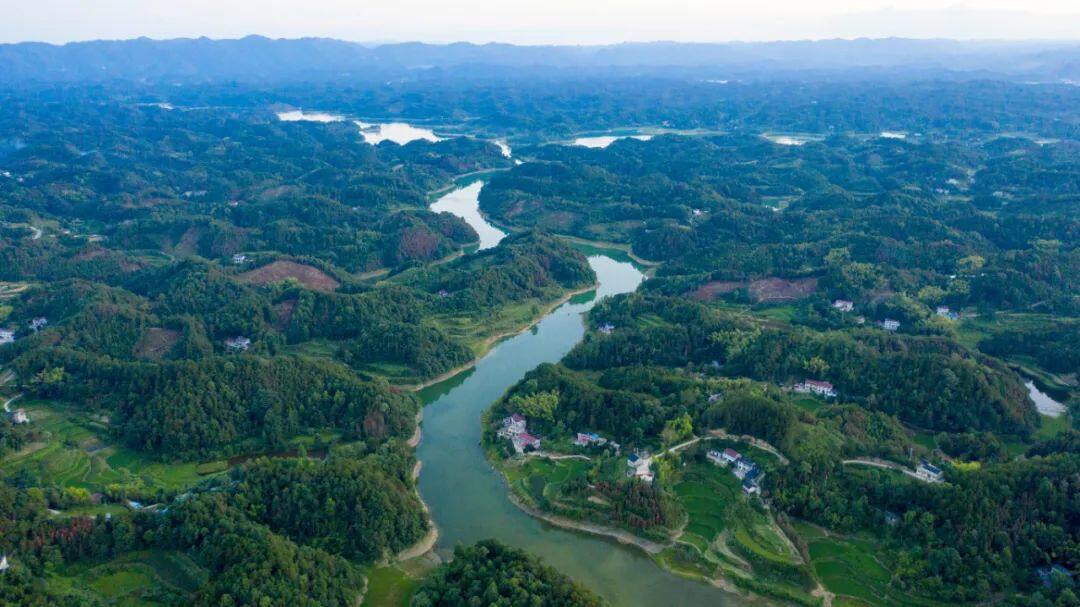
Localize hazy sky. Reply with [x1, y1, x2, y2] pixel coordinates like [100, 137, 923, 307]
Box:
[2, 0, 1078, 44]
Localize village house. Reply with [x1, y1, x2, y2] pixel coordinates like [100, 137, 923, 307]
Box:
[224, 336, 251, 352]
[597, 322, 615, 335]
[232, 253, 247, 265]
[935, 306, 959, 320]
[0, 554, 8, 573]
[9, 409, 29, 424]
[500, 413, 527, 436]
[707, 393, 722, 403]
[832, 299, 854, 312]
[28, 317, 47, 332]
[880, 319, 901, 331]
[0, 330, 14, 345]
[742, 467, 762, 494]
[692, 208, 703, 217]
[916, 460, 944, 483]
[512, 432, 541, 454]
[574, 432, 607, 447]
[883, 511, 900, 526]
[627, 452, 654, 483]
[734, 456, 757, 479]
[795, 379, 837, 398]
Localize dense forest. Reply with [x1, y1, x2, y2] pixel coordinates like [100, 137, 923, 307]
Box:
[411, 540, 607, 607]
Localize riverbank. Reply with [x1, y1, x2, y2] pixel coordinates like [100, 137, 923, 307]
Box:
[505, 491, 671, 555]
[396, 281, 599, 392]
[395, 459, 441, 562]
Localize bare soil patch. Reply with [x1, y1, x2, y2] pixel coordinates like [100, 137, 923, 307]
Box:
[692, 280, 743, 301]
[748, 277, 818, 302]
[133, 327, 180, 360]
[692, 277, 818, 303]
[238, 260, 340, 292]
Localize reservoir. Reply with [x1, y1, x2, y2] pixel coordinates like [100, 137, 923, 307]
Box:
[416, 183, 740, 606]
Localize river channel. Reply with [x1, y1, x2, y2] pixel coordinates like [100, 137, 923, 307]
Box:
[416, 182, 739, 606]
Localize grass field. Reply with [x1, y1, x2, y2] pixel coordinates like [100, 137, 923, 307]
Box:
[364, 565, 419, 607]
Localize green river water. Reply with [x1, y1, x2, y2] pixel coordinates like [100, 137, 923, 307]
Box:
[417, 183, 740, 606]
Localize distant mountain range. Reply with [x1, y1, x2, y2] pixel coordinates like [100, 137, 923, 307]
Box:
[1, 36, 1077, 84]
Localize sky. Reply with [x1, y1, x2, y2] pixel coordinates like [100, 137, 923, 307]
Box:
[1, 0, 1078, 44]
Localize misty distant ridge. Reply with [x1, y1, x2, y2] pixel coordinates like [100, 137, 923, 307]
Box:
[1, 35, 1078, 83]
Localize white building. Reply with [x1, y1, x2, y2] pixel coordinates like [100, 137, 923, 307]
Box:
[795, 379, 837, 398]
[224, 336, 251, 351]
[232, 254, 248, 265]
[832, 300, 854, 312]
[29, 317, 47, 332]
[598, 323, 615, 335]
[880, 319, 901, 332]
[0, 554, 8, 572]
[502, 413, 526, 436]
[9, 409, 29, 425]
[627, 453, 654, 483]
[916, 460, 944, 483]
[0, 330, 14, 345]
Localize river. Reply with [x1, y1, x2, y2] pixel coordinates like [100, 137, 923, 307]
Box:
[418, 182, 739, 606]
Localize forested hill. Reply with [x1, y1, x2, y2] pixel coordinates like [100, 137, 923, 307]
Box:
[1, 36, 1078, 83]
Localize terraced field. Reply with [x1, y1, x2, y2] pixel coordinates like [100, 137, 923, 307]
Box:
[0, 401, 213, 493]
[796, 522, 952, 607]
[47, 549, 205, 606]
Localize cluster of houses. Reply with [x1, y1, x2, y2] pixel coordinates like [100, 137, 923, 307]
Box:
[626, 452, 654, 483]
[498, 413, 542, 454]
[708, 447, 763, 495]
[793, 379, 837, 398]
[224, 336, 251, 352]
[0, 317, 50, 344]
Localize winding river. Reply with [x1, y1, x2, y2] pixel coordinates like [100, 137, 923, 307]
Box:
[419, 183, 738, 606]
